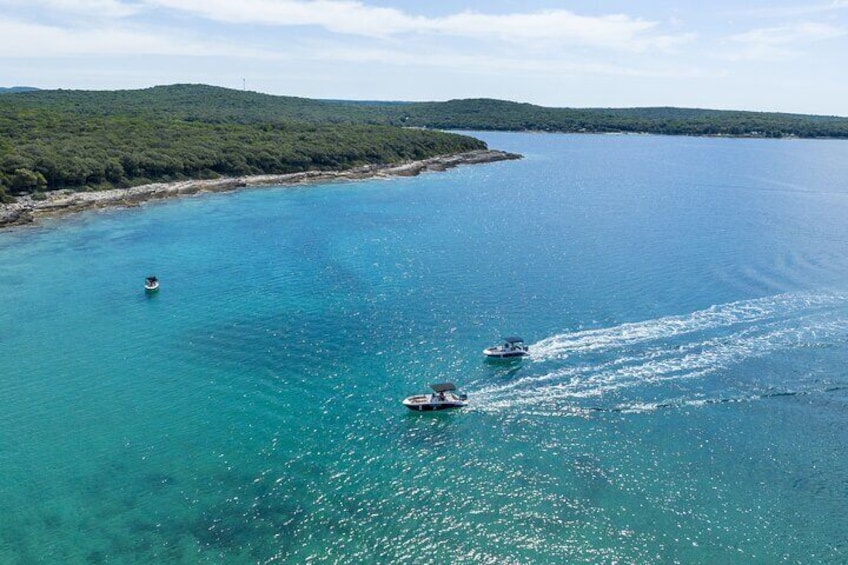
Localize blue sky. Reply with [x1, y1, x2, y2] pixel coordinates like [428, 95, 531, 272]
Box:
[2, 0, 847, 115]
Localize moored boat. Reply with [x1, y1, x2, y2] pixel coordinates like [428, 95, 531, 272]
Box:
[402, 382, 468, 411]
[483, 336, 528, 359]
[144, 276, 159, 292]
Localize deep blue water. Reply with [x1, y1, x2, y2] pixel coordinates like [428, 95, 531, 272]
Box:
[2, 132, 848, 563]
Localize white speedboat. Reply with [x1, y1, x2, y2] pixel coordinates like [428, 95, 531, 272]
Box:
[402, 383, 468, 411]
[144, 276, 159, 292]
[483, 336, 529, 359]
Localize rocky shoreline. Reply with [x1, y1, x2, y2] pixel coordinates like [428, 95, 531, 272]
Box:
[0, 149, 520, 230]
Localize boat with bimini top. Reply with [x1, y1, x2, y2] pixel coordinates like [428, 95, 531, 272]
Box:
[483, 336, 528, 359]
[144, 276, 159, 292]
[402, 383, 468, 411]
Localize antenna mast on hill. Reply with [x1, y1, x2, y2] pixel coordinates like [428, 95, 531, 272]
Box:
[242, 78, 246, 92]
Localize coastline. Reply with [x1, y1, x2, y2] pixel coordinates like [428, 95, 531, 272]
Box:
[0, 149, 520, 230]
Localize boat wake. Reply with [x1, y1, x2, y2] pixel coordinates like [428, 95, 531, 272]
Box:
[471, 292, 848, 416]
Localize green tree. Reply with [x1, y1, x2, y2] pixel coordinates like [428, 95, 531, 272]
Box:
[9, 168, 47, 192]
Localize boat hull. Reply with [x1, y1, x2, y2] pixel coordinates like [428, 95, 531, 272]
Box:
[403, 402, 465, 411]
[402, 394, 467, 411]
[483, 348, 528, 358]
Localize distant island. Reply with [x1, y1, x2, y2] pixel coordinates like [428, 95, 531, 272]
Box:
[3, 83, 848, 208]
[0, 86, 39, 94]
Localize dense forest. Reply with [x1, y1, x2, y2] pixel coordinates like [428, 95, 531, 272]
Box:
[388, 99, 848, 138]
[0, 85, 487, 201]
[3, 83, 848, 202]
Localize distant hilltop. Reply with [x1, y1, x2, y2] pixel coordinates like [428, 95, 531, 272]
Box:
[0, 86, 40, 94]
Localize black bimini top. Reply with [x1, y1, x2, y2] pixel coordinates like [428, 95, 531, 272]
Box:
[430, 383, 457, 393]
[503, 336, 524, 344]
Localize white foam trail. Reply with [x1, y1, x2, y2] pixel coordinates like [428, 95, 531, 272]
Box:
[529, 291, 844, 361]
[472, 292, 848, 416]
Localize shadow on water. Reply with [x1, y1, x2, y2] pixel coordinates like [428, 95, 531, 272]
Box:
[481, 356, 527, 381]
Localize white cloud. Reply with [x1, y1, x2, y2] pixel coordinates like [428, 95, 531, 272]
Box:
[145, 0, 420, 35]
[434, 10, 691, 52]
[723, 1, 848, 20]
[1, 0, 143, 19]
[0, 0, 695, 66]
[145, 0, 690, 52]
[0, 0, 698, 83]
[0, 16, 262, 58]
[735, 21, 845, 43]
[726, 21, 845, 60]
[305, 41, 713, 81]
[49, 0, 142, 17]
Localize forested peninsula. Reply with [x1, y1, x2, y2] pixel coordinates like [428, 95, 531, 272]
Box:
[0, 85, 500, 203]
[3, 83, 848, 211]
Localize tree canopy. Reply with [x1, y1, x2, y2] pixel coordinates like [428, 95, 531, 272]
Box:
[0, 85, 486, 200]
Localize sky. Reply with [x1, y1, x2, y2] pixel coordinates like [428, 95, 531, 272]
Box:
[1, 0, 847, 116]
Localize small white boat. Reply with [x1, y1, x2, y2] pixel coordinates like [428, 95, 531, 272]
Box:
[483, 336, 529, 359]
[144, 276, 159, 292]
[402, 383, 468, 411]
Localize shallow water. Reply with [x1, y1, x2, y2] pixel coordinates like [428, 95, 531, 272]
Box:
[2, 132, 848, 563]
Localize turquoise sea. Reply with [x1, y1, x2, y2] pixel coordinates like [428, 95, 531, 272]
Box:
[2, 132, 848, 564]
